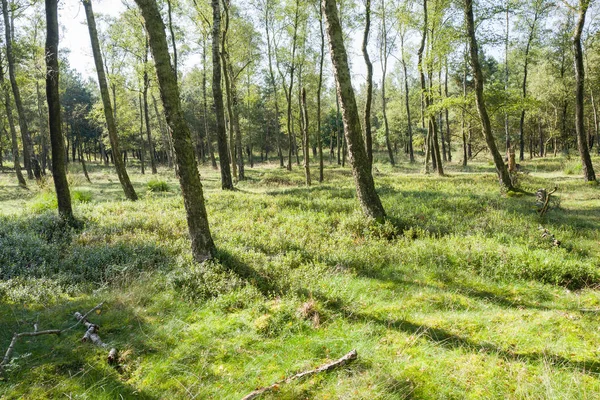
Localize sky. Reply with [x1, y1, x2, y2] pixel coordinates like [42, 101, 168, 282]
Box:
[57, 0, 383, 85]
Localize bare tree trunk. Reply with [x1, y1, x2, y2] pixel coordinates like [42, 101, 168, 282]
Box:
[136, 0, 216, 261]
[138, 92, 146, 174]
[380, 0, 394, 166]
[202, 36, 217, 169]
[45, 0, 73, 220]
[323, 0, 386, 220]
[0, 49, 25, 186]
[444, 59, 451, 162]
[2, 0, 33, 179]
[263, 0, 284, 167]
[143, 36, 157, 174]
[317, 6, 325, 182]
[573, 0, 596, 181]
[465, 0, 514, 190]
[362, 0, 373, 168]
[418, 0, 429, 173]
[210, 0, 234, 190]
[83, 0, 138, 200]
[301, 88, 311, 186]
[152, 93, 172, 168]
[400, 31, 414, 163]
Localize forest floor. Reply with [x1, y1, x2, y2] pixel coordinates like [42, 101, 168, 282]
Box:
[0, 154, 599, 399]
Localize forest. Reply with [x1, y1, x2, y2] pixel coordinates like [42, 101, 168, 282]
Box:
[0, 0, 599, 397]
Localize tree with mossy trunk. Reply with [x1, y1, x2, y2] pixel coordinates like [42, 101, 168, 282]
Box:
[572, 0, 596, 182]
[211, 0, 234, 190]
[2, 0, 33, 180]
[135, 0, 216, 262]
[322, 0, 386, 220]
[82, 0, 138, 201]
[464, 0, 515, 191]
[45, 0, 73, 221]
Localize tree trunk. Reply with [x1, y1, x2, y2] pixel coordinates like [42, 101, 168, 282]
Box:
[210, 0, 234, 190]
[152, 93, 173, 168]
[202, 36, 217, 169]
[2, 0, 33, 179]
[362, 0, 373, 169]
[138, 92, 146, 174]
[317, 7, 325, 182]
[143, 37, 157, 174]
[0, 56, 25, 186]
[380, 0, 394, 166]
[301, 87, 310, 186]
[136, 0, 216, 261]
[418, 0, 429, 173]
[464, 0, 514, 190]
[573, 0, 596, 181]
[45, 0, 74, 220]
[83, 0, 138, 200]
[400, 31, 414, 163]
[323, 0, 386, 220]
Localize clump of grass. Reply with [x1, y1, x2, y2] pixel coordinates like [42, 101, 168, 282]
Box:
[72, 190, 93, 203]
[169, 259, 244, 301]
[147, 179, 170, 192]
[28, 192, 57, 214]
[563, 161, 582, 175]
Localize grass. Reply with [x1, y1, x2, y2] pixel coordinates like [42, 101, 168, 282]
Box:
[0, 154, 599, 399]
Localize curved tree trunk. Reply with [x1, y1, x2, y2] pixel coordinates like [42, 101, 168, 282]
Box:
[83, 0, 138, 200]
[573, 0, 596, 181]
[135, 0, 216, 262]
[465, 0, 514, 190]
[323, 0, 386, 220]
[362, 0, 373, 168]
[210, 0, 234, 190]
[45, 0, 73, 221]
[2, 0, 33, 180]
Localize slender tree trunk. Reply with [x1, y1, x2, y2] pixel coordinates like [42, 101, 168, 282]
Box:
[83, 0, 137, 200]
[0, 55, 25, 186]
[210, 0, 233, 190]
[138, 92, 146, 174]
[465, 0, 514, 190]
[444, 59, 451, 162]
[323, 0, 386, 220]
[136, 0, 216, 261]
[45, 0, 73, 220]
[2, 0, 33, 179]
[202, 36, 217, 169]
[400, 31, 414, 163]
[264, 0, 284, 167]
[504, 3, 510, 152]
[573, 0, 596, 181]
[418, 0, 429, 173]
[166, 0, 177, 83]
[143, 36, 157, 174]
[362, 0, 373, 168]
[76, 124, 91, 183]
[462, 45, 468, 167]
[317, 7, 325, 182]
[301, 87, 310, 186]
[380, 0, 394, 166]
[220, 1, 238, 182]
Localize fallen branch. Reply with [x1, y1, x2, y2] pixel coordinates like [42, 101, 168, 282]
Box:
[537, 186, 558, 217]
[74, 311, 118, 365]
[0, 303, 108, 371]
[241, 349, 357, 400]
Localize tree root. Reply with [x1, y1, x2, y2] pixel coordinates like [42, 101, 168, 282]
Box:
[241, 349, 357, 400]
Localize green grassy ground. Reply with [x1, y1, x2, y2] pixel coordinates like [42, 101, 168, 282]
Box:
[1, 154, 599, 399]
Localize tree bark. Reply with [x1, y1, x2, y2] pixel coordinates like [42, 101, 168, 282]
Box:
[400, 30, 414, 163]
[573, 0, 596, 181]
[362, 0, 373, 168]
[301, 87, 310, 186]
[465, 0, 514, 190]
[380, 0, 394, 166]
[143, 36, 157, 174]
[323, 0, 386, 220]
[317, 6, 325, 182]
[83, 0, 138, 200]
[0, 44, 25, 187]
[2, 0, 33, 179]
[202, 35, 217, 169]
[210, 0, 234, 190]
[45, 0, 74, 220]
[135, 0, 216, 261]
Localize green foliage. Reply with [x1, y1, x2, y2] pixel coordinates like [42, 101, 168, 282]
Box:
[72, 190, 93, 203]
[147, 179, 170, 192]
[1, 158, 600, 399]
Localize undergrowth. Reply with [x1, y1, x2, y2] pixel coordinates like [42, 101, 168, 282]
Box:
[1, 156, 599, 399]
